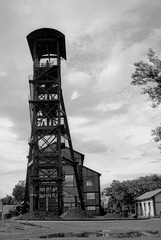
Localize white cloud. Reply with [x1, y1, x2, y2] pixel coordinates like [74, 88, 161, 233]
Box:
[68, 116, 90, 134]
[0, 118, 14, 128]
[70, 90, 80, 101]
[0, 117, 27, 198]
[96, 63, 121, 92]
[122, 126, 152, 146]
[66, 71, 91, 87]
[0, 118, 16, 142]
[94, 102, 123, 112]
[0, 69, 7, 76]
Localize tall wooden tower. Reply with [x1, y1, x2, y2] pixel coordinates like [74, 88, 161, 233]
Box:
[24, 28, 84, 215]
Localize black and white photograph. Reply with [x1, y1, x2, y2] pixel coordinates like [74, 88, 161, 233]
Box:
[0, 0, 161, 239]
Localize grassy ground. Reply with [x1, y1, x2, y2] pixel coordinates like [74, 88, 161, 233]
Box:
[0, 218, 161, 239]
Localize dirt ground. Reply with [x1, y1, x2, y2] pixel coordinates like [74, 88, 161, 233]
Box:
[0, 218, 161, 240]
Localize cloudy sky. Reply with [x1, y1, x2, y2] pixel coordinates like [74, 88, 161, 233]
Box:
[1, 0, 161, 198]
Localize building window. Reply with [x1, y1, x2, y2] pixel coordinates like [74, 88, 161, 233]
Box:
[87, 193, 95, 199]
[64, 175, 73, 186]
[87, 206, 96, 210]
[86, 179, 93, 186]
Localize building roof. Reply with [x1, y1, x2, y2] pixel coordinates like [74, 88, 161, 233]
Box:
[27, 28, 66, 60]
[82, 165, 101, 176]
[136, 189, 161, 201]
[41, 143, 85, 165]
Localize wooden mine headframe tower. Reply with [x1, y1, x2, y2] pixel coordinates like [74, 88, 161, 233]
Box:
[24, 28, 84, 215]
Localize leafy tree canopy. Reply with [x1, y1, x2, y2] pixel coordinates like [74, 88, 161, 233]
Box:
[1, 195, 14, 205]
[105, 174, 161, 209]
[131, 48, 161, 108]
[12, 180, 25, 203]
[131, 48, 161, 146]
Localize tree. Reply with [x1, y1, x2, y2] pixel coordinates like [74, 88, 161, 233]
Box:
[105, 174, 161, 212]
[12, 180, 25, 203]
[131, 48, 161, 108]
[151, 125, 161, 150]
[1, 195, 14, 205]
[106, 180, 135, 211]
[131, 48, 161, 145]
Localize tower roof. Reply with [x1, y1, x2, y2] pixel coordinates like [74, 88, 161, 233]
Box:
[27, 28, 66, 60]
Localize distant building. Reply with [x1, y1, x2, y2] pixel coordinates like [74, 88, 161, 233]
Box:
[135, 189, 161, 217]
[37, 144, 101, 215]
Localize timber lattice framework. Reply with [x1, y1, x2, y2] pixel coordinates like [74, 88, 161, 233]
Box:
[23, 28, 84, 215]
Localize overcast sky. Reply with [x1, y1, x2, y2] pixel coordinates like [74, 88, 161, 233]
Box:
[1, 0, 161, 198]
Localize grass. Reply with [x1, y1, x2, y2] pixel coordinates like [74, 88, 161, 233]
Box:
[0, 218, 161, 239]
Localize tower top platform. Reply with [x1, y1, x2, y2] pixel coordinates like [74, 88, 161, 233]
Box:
[27, 28, 66, 60]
